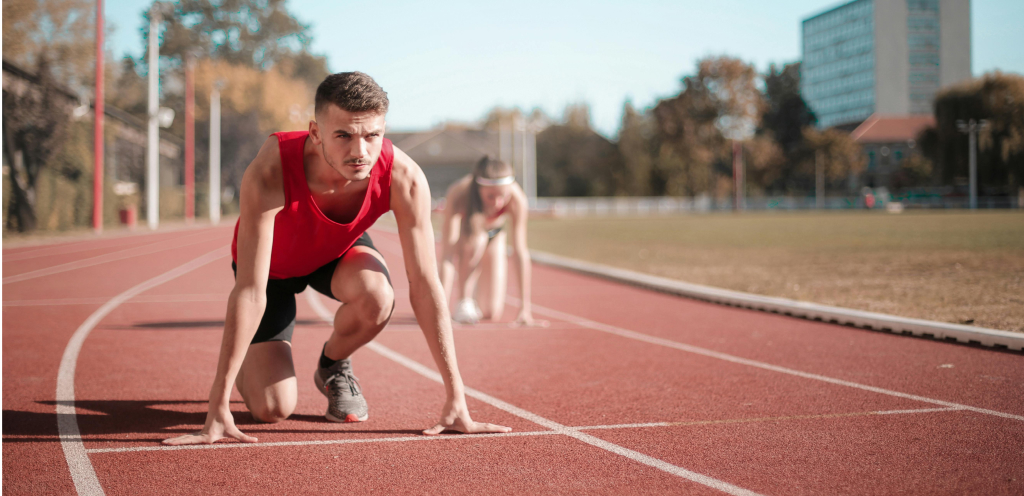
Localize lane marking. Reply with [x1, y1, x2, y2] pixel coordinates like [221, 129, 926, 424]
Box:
[57, 246, 230, 496]
[4, 294, 228, 307]
[519, 300, 1024, 422]
[3, 238, 157, 262]
[86, 430, 558, 454]
[305, 291, 763, 496]
[4, 231, 216, 284]
[81, 408, 964, 455]
[575, 407, 964, 430]
[368, 228, 1024, 423]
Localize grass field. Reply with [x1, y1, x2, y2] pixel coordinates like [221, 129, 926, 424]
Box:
[526, 210, 1024, 333]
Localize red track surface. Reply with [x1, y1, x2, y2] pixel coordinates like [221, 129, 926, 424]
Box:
[3, 224, 1023, 495]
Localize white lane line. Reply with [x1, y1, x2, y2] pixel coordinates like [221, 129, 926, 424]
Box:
[86, 430, 557, 454]
[4, 231, 215, 284]
[3, 239, 154, 262]
[575, 408, 963, 430]
[5, 294, 228, 307]
[305, 291, 762, 496]
[82, 408, 967, 455]
[57, 246, 230, 496]
[369, 224, 1024, 424]
[521, 300, 1024, 422]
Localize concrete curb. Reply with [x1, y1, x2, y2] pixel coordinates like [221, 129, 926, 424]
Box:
[530, 250, 1024, 352]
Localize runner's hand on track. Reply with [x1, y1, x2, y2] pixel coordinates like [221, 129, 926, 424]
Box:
[162, 404, 258, 445]
[423, 399, 512, 436]
[510, 311, 550, 328]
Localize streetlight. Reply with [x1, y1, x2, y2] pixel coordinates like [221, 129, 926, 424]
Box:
[209, 79, 226, 225]
[956, 118, 989, 210]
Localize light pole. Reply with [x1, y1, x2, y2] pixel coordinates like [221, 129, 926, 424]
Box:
[146, 8, 160, 229]
[93, 0, 104, 233]
[956, 118, 989, 210]
[209, 79, 225, 225]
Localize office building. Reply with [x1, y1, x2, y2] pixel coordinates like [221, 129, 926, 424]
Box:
[801, 0, 971, 129]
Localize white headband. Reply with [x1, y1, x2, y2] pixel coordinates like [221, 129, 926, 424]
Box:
[475, 175, 515, 186]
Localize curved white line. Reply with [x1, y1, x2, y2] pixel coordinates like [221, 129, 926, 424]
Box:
[57, 246, 229, 495]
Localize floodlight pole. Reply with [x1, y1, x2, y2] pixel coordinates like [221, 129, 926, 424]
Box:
[957, 118, 989, 210]
[209, 81, 223, 225]
[732, 140, 744, 211]
[146, 9, 160, 229]
[184, 56, 195, 223]
[92, 0, 104, 233]
[816, 150, 824, 209]
[524, 123, 537, 208]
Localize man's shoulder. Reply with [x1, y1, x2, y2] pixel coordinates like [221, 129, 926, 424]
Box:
[241, 136, 286, 201]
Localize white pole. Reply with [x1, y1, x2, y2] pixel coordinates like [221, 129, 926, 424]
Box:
[968, 123, 977, 210]
[816, 150, 824, 209]
[209, 84, 222, 225]
[513, 114, 524, 186]
[525, 125, 537, 206]
[146, 11, 160, 230]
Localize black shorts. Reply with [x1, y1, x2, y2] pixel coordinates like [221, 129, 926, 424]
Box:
[232, 232, 391, 344]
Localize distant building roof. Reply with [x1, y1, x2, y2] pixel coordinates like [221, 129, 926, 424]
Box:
[850, 114, 936, 144]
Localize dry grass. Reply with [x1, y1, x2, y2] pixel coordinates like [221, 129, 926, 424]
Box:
[526, 210, 1024, 333]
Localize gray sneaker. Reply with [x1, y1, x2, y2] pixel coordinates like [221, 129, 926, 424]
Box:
[314, 358, 368, 422]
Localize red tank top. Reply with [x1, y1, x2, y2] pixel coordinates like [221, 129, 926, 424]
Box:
[231, 131, 394, 279]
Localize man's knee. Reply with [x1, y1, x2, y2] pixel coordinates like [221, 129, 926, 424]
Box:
[250, 400, 295, 424]
[346, 277, 394, 328]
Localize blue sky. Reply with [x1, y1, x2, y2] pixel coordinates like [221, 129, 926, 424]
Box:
[106, 0, 1024, 137]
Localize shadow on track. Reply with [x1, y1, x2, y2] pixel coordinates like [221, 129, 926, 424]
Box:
[2, 401, 423, 444]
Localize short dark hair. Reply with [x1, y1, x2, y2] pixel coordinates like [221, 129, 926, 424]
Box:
[314, 72, 389, 116]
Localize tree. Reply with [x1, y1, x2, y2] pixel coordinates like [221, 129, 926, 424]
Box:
[754, 62, 818, 193]
[2, 0, 96, 231]
[3, 60, 80, 231]
[923, 72, 1024, 192]
[651, 56, 764, 197]
[617, 101, 658, 195]
[536, 103, 624, 197]
[151, 0, 328, 86]
[800, 127, 866, 192]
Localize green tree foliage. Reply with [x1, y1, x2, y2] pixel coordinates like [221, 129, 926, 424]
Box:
[150, 0, 328, 86]
[753, 62, 818, 192]
[650, 56, 764, 196]
[536, 103, 625, 197]
[800, 128, 867, 191]
[923, 72, 1024, 192]
[2, 0, 96, 232]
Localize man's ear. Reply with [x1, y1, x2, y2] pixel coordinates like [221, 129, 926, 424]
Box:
[309, 120, 321, 145]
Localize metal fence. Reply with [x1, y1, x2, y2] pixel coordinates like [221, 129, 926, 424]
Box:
[528, 195, 1023, 216]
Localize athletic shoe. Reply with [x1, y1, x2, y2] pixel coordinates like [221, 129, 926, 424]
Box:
[314, 358, 368, 422]
[452, 298, 481, 324]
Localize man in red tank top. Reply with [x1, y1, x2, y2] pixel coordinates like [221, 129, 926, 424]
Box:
[165, 72, 510, 446]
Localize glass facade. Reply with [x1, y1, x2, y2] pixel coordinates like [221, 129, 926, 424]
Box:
[907, 0, 940, 114]
[801, 0, 875, 128]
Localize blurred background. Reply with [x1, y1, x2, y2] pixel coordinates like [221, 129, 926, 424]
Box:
[3, 0, 1023, 330]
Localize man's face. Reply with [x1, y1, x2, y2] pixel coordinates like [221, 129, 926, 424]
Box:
[309, 105, 386, 182]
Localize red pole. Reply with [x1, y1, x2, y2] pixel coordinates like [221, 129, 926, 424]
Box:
[92, 0, 104, 233]
[184, 57, 195, 223]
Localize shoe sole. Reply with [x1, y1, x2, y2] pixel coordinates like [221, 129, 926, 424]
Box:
[314, 370, 369, 422]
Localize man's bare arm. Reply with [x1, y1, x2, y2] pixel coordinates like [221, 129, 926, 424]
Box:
[163, 136, 285, 446]
[390, 147, 510, 435]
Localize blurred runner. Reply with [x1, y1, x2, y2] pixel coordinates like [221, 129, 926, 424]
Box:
[164, 72, 510, 446]
[439, 157, 546, 327]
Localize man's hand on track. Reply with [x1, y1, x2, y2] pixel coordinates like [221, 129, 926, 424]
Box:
[423, 399, 512, 436]
[162, 405, 259, 445]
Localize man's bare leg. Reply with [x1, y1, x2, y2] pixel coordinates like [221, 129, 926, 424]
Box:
[235, 341, 297, 423]
[477, 231, 507, 321]
[323, 246, 395, 361]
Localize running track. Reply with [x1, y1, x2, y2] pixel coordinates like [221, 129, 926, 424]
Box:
[3, 223, 1023, 495]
